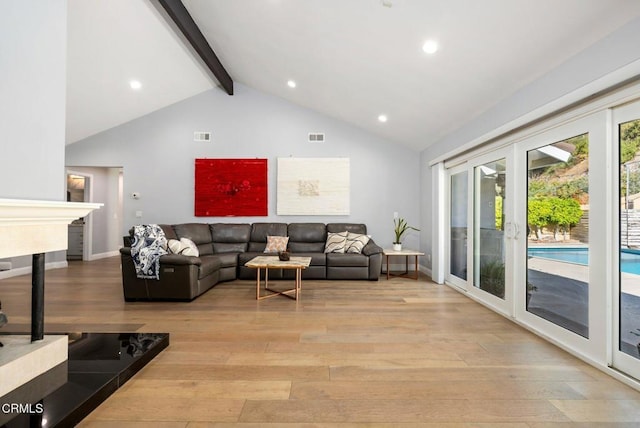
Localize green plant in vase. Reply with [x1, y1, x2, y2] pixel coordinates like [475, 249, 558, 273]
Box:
[393, 217, 419, 251]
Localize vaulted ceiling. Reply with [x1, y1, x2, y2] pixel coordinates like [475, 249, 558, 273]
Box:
[66, 0, 640, 150]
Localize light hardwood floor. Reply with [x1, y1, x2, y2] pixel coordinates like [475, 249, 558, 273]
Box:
[3, 256, 640, 426]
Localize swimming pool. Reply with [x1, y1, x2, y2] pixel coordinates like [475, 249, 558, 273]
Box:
[528, 247, 640, 275]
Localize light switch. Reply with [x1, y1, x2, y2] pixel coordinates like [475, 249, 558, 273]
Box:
[135, 211, 142, 218]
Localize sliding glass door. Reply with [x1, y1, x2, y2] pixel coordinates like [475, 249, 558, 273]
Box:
[473, 157, 507, 300]
[613, 101, 640, 380]
[446, 165, 468, 288]
[515, 112, 606, 360]
[525, 133, 590, 338]
[441, 90, 640, 381]
[445, 149, 514, 314]
[445, 111, 607, 361]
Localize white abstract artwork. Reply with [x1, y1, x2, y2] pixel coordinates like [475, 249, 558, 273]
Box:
[277, 158, 350, 215]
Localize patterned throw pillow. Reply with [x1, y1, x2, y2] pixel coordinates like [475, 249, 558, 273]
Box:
[345, 232, 371, 254]
[324, 231, 348, 253]
[264, 235, 289, 253]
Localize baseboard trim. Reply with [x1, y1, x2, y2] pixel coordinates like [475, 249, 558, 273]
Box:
[419, 264, 433, 280]
[0, 261, 68, 280]
[87, 250, 119, 261]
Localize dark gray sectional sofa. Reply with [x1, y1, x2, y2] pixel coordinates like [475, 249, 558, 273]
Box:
[119, 222, 383, 301]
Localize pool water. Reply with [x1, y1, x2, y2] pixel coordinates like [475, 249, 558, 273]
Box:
[528, 247, 640, 275]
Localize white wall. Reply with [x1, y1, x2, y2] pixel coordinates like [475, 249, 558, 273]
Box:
[0, 1, 68, 272]
[65, 84, 421, 248]
[0, 1, 67, 200]
[420, 17, 640, 273]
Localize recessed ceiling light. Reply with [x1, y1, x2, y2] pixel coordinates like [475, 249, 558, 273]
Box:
[287, 80, 297, 88]
[129, 80, 142, 90]
[422, 40, 439, 54]
[378, 114, 388, 123]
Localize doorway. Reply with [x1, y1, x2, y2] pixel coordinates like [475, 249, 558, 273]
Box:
[65, 166, 124, 261]
[66, 171, 92, 261]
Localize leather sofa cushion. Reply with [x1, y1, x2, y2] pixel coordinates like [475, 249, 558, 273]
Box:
[199, 255, 222, 279]
[238, 251, 325, 267]
[326, 253, 369, 267]
[160, 224, 178, 240]
[214, 242, 248, 253]
[327, 266, 369, 279]
[174, 223, 214, 256]
[211, 223, 251, 242]
[287, 223, 326, 253]
[238, 252, 264, 266]
[288, 223, 327, 242]
[289, 241, 325, 253]
[248, 223, 287, 252]
[214, 253, 239, 268]
[289, 252, 325, 266]
[327, 223, 367, 235]
[211, 223, 251, 253]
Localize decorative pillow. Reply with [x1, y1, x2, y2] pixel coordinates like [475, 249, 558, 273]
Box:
[167, 239, 185, 254]
[324, 231, 348, 253]
[180, 238, 199, 257]
[168, 238, 199, 257]
[264, 235, 289, 253]
[345, 232, 371, 254]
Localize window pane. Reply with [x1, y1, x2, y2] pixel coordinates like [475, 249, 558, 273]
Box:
[526, 134, 589, 338]
[474, 159, 506, 299]
[619, 119, 640, 358]
[450, 171, 468, 280]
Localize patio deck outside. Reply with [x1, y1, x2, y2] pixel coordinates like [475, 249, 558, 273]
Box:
[527, 255, 640, 357]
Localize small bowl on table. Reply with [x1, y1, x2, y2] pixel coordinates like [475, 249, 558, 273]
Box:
[278, 251, 290, 261]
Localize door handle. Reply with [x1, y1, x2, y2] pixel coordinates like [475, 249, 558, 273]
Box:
[504, 222, 519, 239]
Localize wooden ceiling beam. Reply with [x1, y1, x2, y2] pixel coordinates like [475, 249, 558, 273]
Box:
[158, 0, 234, 95]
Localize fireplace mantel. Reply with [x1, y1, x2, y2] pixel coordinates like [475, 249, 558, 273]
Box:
[0, 198, 103, 259]
[0, 198, 102, 398]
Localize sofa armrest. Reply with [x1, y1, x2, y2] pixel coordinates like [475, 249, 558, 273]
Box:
[362, 239, 383, 256]
[159, 254, 202, 266]
[119, 248, 201, 266]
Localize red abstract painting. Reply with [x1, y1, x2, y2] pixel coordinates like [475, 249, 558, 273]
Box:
[195, 158, 268, 216]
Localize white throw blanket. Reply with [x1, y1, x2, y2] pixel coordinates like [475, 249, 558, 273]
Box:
[131, 224, 167, 280]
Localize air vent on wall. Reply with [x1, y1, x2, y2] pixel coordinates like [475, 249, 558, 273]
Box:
[194, 131, 211, 142]
[308, 132, 325, 142]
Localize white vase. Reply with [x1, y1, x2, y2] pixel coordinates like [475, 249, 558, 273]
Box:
[392, 243, 402, 251]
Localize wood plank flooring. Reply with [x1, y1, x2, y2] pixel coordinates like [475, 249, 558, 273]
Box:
[2, 256, 640, 426]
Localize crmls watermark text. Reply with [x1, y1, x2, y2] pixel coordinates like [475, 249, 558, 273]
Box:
[1, 403, 44, 414]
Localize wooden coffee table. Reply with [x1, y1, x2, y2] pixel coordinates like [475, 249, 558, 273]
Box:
[244, 256, 312, 300]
